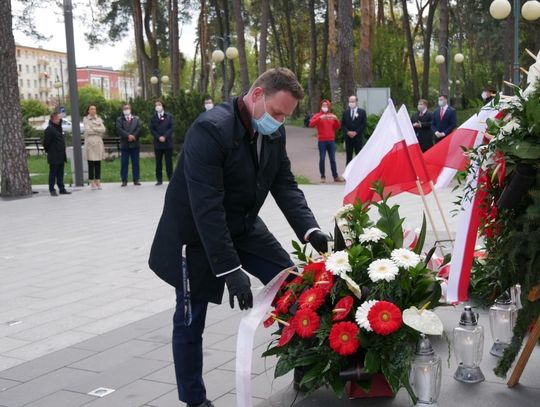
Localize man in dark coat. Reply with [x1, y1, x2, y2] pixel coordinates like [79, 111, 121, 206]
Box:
[431, 94, 457, 144]
[116, 103, 142, 186]
[341, 95, 367, 164]
[150, 100, 174, 185]
[411, 99, 434, 152]
[149, 68, 329, 407]
[43, 111, 70, 196]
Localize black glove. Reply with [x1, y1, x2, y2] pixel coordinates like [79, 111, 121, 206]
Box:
[225, 268, 253, 310]
[308, 230, 330, 253]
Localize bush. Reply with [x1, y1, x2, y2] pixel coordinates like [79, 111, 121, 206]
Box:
[21, 99, 48, 120]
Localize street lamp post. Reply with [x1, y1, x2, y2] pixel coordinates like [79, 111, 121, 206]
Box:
[435, 48, 464, 104]
[211, 36, 239, 101]
[490, 0, 540, 86]
[150, 71, 170, 97]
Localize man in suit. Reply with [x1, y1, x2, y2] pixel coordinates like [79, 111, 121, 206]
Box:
[43, 111, 71, 196]
[411, 99, 434, 152]
[149, 68, 329, 407]
[341, 95, 367, 164]
[150, 100, 174, 185]
[116, 103, 142, 186]
[431, 94, 457, 144]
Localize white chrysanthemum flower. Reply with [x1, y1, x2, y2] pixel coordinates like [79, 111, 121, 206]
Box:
[355, 300, 378, 331]
[391, 248, 421, 269]
[367, 259, 400, 282]
[325, 250, 352, 276]
[359, 227, 387, 244]
[335, 204, 355, 219]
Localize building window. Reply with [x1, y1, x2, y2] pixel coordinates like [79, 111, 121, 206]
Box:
[27, 79, 30, 87]
[55, 68, 58, 76]
[17, 49, 20, 57]
[18, 64, 21, 72]
[19, 79, 23, 88]
[27, 93, 31, 99]
[34, 80, 37, 88]
[34, 94, 38, 99]
[20, 94, 24, 100]
[33, 66, 36, 73]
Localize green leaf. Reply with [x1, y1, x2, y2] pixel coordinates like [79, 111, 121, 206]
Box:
[328, 375, 345, 397]
[299, 362, 326, 386]
[414, 214, 427, 254]
[274, 357, 294, 378]
[261, 346, 281, 358]
[363, 349, 381, 373]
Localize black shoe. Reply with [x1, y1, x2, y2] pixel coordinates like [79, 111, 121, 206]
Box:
[187, 400, 214, 407]
[134, 181, 141, 186]
[155, 181, 162, 186]
[50, 190, 58, 197]
[59, 190, 71, 195]
[121, 181, 128, 187]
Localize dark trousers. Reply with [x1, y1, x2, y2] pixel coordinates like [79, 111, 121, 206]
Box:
[88, 160, 101, 180]
[48, 163, 65, 192]
[345, 135, 363, 165]
[172, 251, 293, 405]
[120, 147, 140, 182]
[318, 141, 338, 178]
[155, 148, 173, 182]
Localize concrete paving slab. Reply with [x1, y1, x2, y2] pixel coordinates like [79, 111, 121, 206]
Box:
[21, 390, 95, 407]
[81, 379, 175, 407]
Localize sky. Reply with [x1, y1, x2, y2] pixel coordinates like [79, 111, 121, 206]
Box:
[13, 2, 197, 70]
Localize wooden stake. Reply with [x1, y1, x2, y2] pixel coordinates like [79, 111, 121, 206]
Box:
[508, 314, 540, 387]
[416, 179, 445, 256]
[525, 48, 537, 61]
[520, 67, 529, 75]
[429, 181, 454, 248]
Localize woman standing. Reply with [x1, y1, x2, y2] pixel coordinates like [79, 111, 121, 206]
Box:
[83, 104, 106, 189]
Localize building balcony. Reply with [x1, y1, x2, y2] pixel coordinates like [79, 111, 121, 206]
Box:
[39, 87, 50, 93]
[37, 59, 48, 65]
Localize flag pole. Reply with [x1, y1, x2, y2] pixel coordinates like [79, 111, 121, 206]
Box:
[429, 181, 454, 248]
[415, 179, 445, 256]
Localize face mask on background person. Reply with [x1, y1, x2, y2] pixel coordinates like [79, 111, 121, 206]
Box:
[204, 103, 214, 111]
[321, 106, 329, 113]
[251, 95, 284, 136]
[123, 109, 131, 116]
[481, 91, 489, 100]
[155, 105, 163, 113]
[418, 105, 426, 112]
[348, 102, 356, 109]
[438, 99, 446, 107]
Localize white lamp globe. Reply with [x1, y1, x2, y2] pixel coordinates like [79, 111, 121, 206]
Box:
[435, 55, 446, 65]
[454, 53, 465, 63]
[150, 76, 159, 85]
[161, 75, 170, 84]
[490, 0, 512, 20]
[225, 46, 239, 60]
[455, 79, 461, 85]
[211, 50, 225, 63]
[522, 1, 540, 20]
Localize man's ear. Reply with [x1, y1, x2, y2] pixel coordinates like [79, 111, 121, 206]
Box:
[251, 87, 264, 101]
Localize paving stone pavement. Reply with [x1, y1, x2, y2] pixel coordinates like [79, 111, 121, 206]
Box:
[1, 126, 538, 406]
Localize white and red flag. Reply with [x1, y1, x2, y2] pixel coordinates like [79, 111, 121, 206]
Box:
[343, 101, 430, 204]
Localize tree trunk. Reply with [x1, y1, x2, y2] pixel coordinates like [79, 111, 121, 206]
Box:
[422, 0, 438, 99]
[308, 0, 320, 112]
[231, 0, 250, 92]
[144, 0, 160, 96]
[258, 0, 269, 75]
[359, 0, 374, 87]
[269, 4, 285, 67]
[198, 0, 210, 95]
[169, 0, 180, 95]
[319, 3, 329, 94]
[222, 0, 235, 97]
[328, 0, 340, 103]
[338, 0, 354, 106]
[438, 0, 449, 95]
[133, 0, 152, 99]
[283, 0, 297, 77]
[212, 0, 226, 100]
[190, 40, 199, 92]
[401, 0, 419, 103]
[377, 0, 384, 26]
[0, 0, 32, 197]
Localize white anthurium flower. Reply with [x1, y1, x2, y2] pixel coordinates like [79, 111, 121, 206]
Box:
[334, 204, 355, 219]
[391, 248, 421, 270]
[367, 259, 400, 282]
[325, 250, 352, 276]
[359, 227, 387, 244]
[402, 306, 444, 335]
[355, 300, 378, 331]
[340, 273, 362, 299]
[502, 119, 520, 134]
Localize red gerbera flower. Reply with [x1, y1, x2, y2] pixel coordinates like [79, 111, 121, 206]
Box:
[298, 287, 326, 311]
[367, 301, 402, 336]
[314, 269, 334, 294]
[293, 309, 320, 338]
[275, 290, 295, 313]
[277, 323, 296, 347]
[329, 321, 360, 356]
[332, 296, 354, 321]
[303, 261, 326, 275]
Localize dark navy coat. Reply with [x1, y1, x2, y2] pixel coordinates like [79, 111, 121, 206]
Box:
[431, 106, 457, 142]
[148, 97, 319, 303]
[150, 112, 174, 150]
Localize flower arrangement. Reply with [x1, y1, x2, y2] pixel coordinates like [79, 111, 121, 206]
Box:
[263, 186, 443, 400]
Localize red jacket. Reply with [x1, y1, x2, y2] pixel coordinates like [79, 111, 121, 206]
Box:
[309, 99, 340, 141]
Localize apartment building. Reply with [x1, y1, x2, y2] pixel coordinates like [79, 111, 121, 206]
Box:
[77, 66, 137, 100]
[15, 44, 68, 106]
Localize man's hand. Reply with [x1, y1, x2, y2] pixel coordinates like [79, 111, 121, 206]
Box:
[347, 131, 357, 138]
[413, 122, 421, 128]
[159, 136, 166, 142]
[308, 230, 330, 254]
[128, 135, 135, 142]
[225, 269, 253, 310]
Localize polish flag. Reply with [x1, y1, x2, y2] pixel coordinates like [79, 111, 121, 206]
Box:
[343, 101, 430, 204]
[423, 107, 500, 189]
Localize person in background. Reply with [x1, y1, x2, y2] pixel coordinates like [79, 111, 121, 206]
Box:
[83, 104, 106, 190]
[116, 103, 142, 187]
[309, 99, 345, 183]
[411, 99, 434, 152]
[481, 85, 497, 104]
[149, 68, 329, 407]
[150, 100, 174, 186]
[431, 95, 457, 144]
[341, 95, 367, 165]
[43, 111, 71, 196]
[204, 97, 214, 111]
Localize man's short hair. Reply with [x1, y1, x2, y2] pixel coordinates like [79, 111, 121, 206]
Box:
[439, 94, 448, 100]
[250, 67, 304, 100]
[204, 96, 213, 102]
[349, 95, 358, 101]
[155, 99, 165, 108]
[50, 111, 61, 119]
[418, 99, 428, 106]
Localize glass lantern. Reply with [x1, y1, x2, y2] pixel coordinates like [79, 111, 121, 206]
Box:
[410, 334, 442, 407]
[453, 305, 485, 383]
[489, 291, 517, 357]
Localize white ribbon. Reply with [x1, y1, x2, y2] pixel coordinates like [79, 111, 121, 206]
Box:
[235, 268, 291, 407]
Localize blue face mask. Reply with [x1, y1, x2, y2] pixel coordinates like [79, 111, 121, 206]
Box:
[251, 95, 284, 135]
